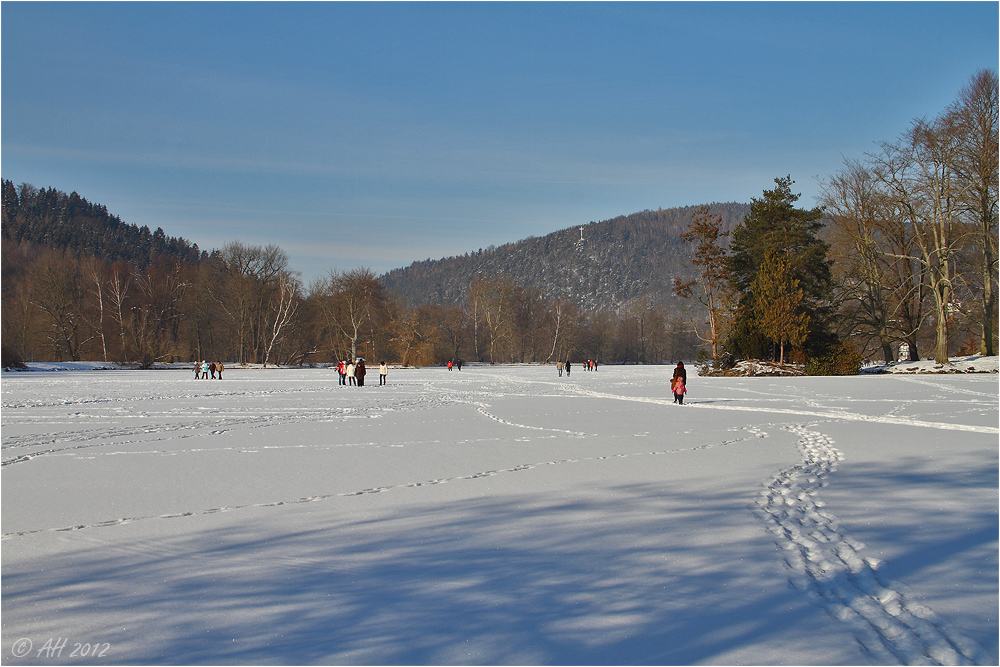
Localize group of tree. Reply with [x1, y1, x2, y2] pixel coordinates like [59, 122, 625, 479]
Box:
[673, 70, 997, 370]
[3, 70, 995, 372]
[2, 181, 202, 267]
[1, 233, 704, 368]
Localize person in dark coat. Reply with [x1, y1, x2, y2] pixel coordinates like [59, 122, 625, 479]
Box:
[355, 359, 367, 387]
[672, 361, 687, 383]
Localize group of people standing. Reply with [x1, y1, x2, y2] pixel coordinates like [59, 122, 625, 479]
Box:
[194, 360, 224, 379]
[555, 359, 597, 377]
[337, 359, 389, 387]
[554, 358, 688, 403]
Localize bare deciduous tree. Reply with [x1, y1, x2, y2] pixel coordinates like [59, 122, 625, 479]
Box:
[317, 268, 387, 362]
[468, 275, 514, 365]
[949, 69, 999, 355]
[28, 251, 94, 361]
[873, 115, 970, 363]
[262, 272, 302, 367]
[673, 205, 732, 361]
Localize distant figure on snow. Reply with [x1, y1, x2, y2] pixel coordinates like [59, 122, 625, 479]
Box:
[216, 362, 224, 379]
[379, 361, 388, 386]
[355, 359, 367, 387]
[565, 359, 571, 377]
[194, 362, 201, 380]
[671, 362, 687, 404]
[557, 360, 564, 377]
[347, 361, 356, 386]
[201, 360, 210, 379]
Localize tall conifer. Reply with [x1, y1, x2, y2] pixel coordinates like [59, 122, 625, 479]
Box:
[726, 176, 835, 361]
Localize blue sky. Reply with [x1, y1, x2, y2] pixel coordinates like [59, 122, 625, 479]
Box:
[3, 2, 997, 283]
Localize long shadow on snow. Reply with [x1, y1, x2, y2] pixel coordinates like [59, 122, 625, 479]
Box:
[818, 451, 998, 660]
[4, 482, 856, 666]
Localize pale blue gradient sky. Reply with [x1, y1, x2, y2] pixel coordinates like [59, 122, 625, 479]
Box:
[3, 2, 997, 282]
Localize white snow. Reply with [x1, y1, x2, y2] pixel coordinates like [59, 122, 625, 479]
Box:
[863, 355, 999, 375]
[2, 364, 997, 665]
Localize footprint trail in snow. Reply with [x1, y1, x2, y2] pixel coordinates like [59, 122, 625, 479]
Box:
[754, 423, 991, 666]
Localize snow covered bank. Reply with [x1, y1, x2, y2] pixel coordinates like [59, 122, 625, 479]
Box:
[2, 366, 996, 664]
[863, 355, 1000, 375]
[10, 361, 124, 372]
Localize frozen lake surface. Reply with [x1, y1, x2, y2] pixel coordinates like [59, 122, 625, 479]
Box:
[2, 365, 997, 665]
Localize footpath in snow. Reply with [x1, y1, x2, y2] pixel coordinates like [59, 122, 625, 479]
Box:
[1, 363, 997, 665]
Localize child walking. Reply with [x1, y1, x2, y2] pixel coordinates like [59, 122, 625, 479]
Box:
[672, 376, 687, 404]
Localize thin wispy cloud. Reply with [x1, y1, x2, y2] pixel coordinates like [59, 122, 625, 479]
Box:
[3, 2, 996, 280]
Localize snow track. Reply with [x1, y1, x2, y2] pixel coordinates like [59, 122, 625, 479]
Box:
[557, 378, 996, 665]
[754, 423, 991, 666]
[3, 367, 995, 665]
[2, 426, 763, 539]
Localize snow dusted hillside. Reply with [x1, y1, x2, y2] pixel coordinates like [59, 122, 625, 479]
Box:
[2, 364, 996, 665]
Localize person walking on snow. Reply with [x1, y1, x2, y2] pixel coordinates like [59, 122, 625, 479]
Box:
[379, 361, 388, 386]
[673, 376, 687, 404]
[671, 362, 687, 404]
[355, 359, 367, 387]
[672, 361, 687, 383]
[337, 359, 347, 386]
[201, 360, 210, 379]
[194, 362, 201, 380]
[216, 362, 224, 379]
[347, 360, 356, 386]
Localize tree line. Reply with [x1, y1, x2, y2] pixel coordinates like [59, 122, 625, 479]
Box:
[1, 237, 704, 368]
[3, 70, 995, 371]
[675, 70, 998, 369]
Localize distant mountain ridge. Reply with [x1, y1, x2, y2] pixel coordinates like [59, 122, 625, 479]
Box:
[381, 202, 750, 311]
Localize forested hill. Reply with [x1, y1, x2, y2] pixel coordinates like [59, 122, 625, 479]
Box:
[2, 180, 202, 267]
[381, 202, 751, 311]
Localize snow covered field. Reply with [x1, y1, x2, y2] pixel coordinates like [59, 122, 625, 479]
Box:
[2, 364, 997, 665]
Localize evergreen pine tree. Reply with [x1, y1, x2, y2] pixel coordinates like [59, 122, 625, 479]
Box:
[726, 176, 836, 360]
[752, 250, 810, 364]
